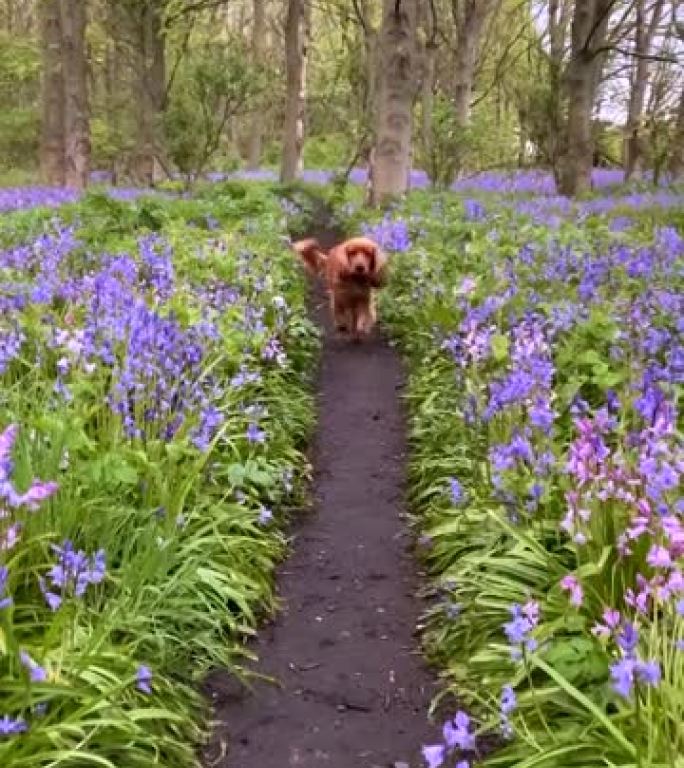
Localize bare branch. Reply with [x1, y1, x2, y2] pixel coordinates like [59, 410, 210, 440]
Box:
[593, 43, 677, 63]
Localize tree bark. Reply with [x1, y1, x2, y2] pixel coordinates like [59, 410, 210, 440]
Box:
[370, 0, 418, 204]
[40, 0, 65, 185]
[450, 0, 499, 178]
[136, 1, 166, 185]
[624, 0, 664, 180]
[59, 0, 90, 190]
[557, 0, 614, 197]
[669, 84, 684, 180]
[246, 0, 266, 169]
[421, 41, 436, 172]
[517, 106, 527, 166]
[280, 0, 309, 182]
[360, 0, 379, 128]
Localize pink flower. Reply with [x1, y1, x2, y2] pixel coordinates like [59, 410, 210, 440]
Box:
[0, 523, 21, 551]
[15, 481, 58, 510]
[603, 608, 621, 628]
[560, 574, 584, 606]
[457, 277, 477, 295]
[0, 425, 18, 460]
[647, 545, 672, 569]
[592, 623, 611, 639]
[522, 600, 540, 623]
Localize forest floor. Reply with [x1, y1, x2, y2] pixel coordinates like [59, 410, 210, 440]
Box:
[202, 212, 439, 767]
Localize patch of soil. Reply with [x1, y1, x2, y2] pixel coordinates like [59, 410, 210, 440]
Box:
[203, 214, 439, 767]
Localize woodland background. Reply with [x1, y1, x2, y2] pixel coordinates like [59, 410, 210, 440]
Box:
[0, 0, 683, 201]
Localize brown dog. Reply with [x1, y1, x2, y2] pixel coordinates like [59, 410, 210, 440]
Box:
[292, 236, 388, 341]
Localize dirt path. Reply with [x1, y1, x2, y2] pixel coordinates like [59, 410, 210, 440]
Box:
[203, 218, 437, 768]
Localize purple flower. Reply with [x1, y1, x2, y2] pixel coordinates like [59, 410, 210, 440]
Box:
[362, 216, 411, 252]
[20, 651, 47, 683]
[501, 684, 517, 716]
[422, 744, 445, 768]
[676, 599, 684, 616]
[40, 540, 106, 609]
[0, 715, 27, 736]
[610, 658, 636, 698]
[449, 478, 465, 505]
[39, 577, 62, 611]
[257, 506, 273, 525]
[0, 566, 12, 610]
[442, 711, 476, 751]
[136, 665, 153, 694]
[504, 601, 539, 657]
[617, 622, 639, 654]
[636, 660, 661, 687]
[611, 657, 661, 698]
[246, 423, 266, 443]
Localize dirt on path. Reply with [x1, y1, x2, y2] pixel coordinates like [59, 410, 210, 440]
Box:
[203, 218, 438, 768]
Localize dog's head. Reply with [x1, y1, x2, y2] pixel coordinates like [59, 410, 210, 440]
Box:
[292, 238, 328, 277]
[340, 237, 381, 279]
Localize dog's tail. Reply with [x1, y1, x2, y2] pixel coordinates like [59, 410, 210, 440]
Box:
[291, 238, 328, 277]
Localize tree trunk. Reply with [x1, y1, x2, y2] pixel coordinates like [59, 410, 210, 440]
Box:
[246, 0, 266, 169]
[557, 0, 613, 197]
[136, 1, 166, 185]
[280, 0, 309, 182]
[361, 0, 379, 129]
[450, 0, 499, 179]
[421, 41, 436, 176]
[40, 0, 65, 185]
[517, 107, 527, 166]
[548, 0, 572, 183]
[370, 0, 418, 204]
[60, 0, 90, 190]
[669, 85, 684, 180]
[624, 0, 664, 180]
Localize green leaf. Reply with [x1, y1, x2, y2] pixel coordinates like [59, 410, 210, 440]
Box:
[544, 636, 610, 685]
[491, 333, 510, 362]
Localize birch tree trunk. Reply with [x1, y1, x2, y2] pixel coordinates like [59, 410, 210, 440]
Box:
[246, 0, 266, 169]
[370, 0, 418, 204]
[624, 0, 664, 180]
[40, 0, 65, 185]
[557, 0, 614, 197]
[280, 0, 309, 182]
[60, 0, 90, 190]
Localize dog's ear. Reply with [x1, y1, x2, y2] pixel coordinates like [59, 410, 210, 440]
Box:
[329, 243, 352, 276]
[369, 244, 388, 288]
[292, 238, 327, 276]
[366, 244, 377, 273]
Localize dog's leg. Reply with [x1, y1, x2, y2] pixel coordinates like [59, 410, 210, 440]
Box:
[367, 292, 377, 332]
[350, 305, 363, 344]
[332, 294, 349, 334]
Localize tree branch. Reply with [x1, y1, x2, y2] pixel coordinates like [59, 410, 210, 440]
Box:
[592, 43, 677, 63]
[165, 0, 232, 28]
